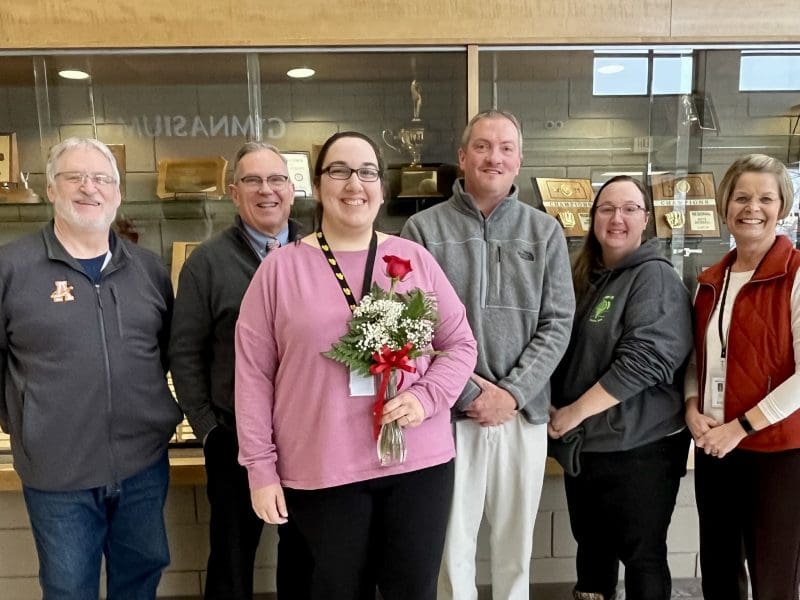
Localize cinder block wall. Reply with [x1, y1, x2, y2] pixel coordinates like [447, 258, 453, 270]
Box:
[0, 472, 700, 598]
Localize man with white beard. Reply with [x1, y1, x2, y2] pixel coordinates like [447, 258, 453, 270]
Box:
[0, 137, 181, 598]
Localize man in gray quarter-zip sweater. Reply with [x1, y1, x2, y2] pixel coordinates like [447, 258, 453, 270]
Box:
[0, 138, 182, 599]
[402, 110, 574, 600]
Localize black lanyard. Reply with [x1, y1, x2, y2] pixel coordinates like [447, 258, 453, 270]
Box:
[316, 230, 377, 312]
[717, 268, 732, 359]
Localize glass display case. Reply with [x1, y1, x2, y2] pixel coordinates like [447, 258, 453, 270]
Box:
[0, 48, 469, 453]
[0, 44, 798, 452]
[478, 46, 800, 291]
[0, 48, 468, 262]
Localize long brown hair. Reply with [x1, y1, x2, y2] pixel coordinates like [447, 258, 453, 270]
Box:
[572, 175, 651, 299]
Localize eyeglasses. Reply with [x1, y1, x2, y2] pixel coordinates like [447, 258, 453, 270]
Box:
[321, 165, 381, 182]
[239, 175, 290, 190]
[595, 204, 647, 218]
[56, 171, 117, 186]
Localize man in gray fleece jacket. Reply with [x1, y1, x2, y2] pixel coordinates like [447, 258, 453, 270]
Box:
[402, 110, 574, 600]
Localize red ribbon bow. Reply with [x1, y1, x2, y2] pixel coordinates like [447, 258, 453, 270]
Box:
[369, 342, 417, 439]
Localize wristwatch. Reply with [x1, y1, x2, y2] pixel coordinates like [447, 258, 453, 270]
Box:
[738, 414, 756, 436]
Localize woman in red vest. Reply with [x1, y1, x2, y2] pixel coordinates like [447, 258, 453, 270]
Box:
[685, 154, 800, 600]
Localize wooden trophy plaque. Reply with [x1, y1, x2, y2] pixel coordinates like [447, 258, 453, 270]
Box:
[534, 178, 595, 237]
[157, 157, 228, 199]
[651, 173, 720, 239]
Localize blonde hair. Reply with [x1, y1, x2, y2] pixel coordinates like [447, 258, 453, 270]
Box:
[716, 154, 794, 220]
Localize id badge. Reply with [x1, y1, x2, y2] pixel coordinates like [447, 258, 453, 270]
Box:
[710, 376, 725, 408]
[349, 369, 376, 396]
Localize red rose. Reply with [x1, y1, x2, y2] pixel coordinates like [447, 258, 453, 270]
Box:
[383, 255, 413, 281]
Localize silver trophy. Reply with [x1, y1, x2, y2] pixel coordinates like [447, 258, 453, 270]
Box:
[381, 125, 425, 167]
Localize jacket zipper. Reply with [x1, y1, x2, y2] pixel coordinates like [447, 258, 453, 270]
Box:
[496, 246, 501, 297]
[95, 285, 119, 484]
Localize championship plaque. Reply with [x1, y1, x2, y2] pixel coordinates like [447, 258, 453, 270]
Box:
[156, 157, 228, 199]
[651, 173, 720, 238]
[534, 178, 595, 237]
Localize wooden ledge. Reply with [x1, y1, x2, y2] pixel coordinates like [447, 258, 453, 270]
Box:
[0, 454, 569, 492]
[0, 450, 207, 492]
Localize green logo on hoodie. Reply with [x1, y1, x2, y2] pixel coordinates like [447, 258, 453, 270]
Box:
[589, 295, 614, 323]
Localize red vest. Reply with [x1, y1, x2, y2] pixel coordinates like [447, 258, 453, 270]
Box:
[694, 235, 800, 452]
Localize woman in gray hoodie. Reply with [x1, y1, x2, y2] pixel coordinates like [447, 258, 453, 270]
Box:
[550, 175, 692, 600]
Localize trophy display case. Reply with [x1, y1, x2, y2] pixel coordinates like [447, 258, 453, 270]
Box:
[0, 45, 798, 449]
[479, 47, 800, 291]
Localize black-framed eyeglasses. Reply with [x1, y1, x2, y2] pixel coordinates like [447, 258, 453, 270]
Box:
[595, 204, 647, 217]
[56, 171, 117, 186]
[321, 165, 381, 182]
[239, 175, 290, 190]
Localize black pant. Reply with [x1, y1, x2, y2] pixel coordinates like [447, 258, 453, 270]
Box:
[203, 426, 311, 600]
[564, 431, 689, 600]
[695, 446, 800, 600]
[283, 460, 454, 600]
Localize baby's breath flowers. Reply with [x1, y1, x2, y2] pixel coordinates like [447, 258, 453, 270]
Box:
[324, 255, 441, 466]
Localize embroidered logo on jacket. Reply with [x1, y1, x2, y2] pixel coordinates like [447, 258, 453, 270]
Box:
[50, 281, 75, 303]
[589, 295, 614, 323]
[517, 250, 535, 261]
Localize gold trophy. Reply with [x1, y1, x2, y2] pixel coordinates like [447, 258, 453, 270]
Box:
[382, 80, 439, 196]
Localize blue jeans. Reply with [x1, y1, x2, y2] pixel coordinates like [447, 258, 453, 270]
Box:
[23, 453, 171, 600]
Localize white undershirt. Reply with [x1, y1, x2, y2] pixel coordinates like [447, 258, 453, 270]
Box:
[685, 269, 800, 424]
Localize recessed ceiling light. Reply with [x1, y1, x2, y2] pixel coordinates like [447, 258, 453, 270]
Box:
[287, 67, 315, 79]
[597, 64, 625, 75]
[58, 69, 90, 80]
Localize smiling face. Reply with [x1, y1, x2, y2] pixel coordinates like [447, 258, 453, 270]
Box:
[725, 171, 781, 248]
[230, 149, 295, 236]
[314, 136, 383, 237]
[593, 180, 649, 267]
[47, 146, 121, 233]
[458, 115, 521, 211]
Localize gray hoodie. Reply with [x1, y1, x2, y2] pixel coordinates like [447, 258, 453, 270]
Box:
[553, 239, 692, 452]
[402, 180, 574, 424]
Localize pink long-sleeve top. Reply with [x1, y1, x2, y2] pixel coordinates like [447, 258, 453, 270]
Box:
[235, 235, 477, 491]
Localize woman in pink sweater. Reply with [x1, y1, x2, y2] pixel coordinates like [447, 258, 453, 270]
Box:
[235, 131, 477, 599]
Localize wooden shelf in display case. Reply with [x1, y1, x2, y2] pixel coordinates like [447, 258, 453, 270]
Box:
[651, 173, 720, 239]
[156, 157, 228, 200]
[533, 178, 595, 238]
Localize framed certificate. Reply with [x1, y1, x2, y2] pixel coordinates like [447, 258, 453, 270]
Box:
[650, 173, 720, 238]
[282, 151, 313, 198]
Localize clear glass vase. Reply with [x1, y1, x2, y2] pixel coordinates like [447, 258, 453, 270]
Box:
[377, 370, 407, 466]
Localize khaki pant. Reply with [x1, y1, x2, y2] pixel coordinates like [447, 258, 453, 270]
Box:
[438, 416, 548, 600]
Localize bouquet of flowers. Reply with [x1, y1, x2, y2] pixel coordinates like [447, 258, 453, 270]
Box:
[325, 255, 439, 465]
